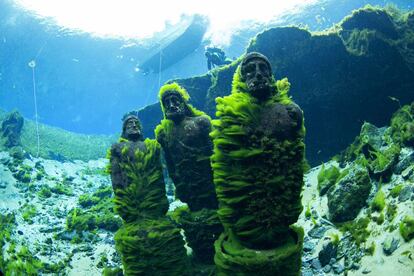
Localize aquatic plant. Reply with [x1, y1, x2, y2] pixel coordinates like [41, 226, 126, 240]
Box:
[37, 186, 52, 198]
[365, 241, 376, 256]
[339, 217, 371, 245]
[385, 203, 397, 222]
[370, 189, 386, 212]
[400, 216, 414, 241]
[390, 103, 414, 146]
[66, 186, 121, 233]
[317, 163, 340, 195]
[21, 204, 37, 224]
[390, 184, 403, 198]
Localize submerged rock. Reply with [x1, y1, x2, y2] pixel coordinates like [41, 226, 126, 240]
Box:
[327, 166, 371, 222]
[318, 241, 338, 267]
[382, 235, 399, 256]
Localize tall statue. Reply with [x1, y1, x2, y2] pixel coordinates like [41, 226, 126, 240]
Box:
[211, 52, 305, 275]
[109, 112, 188, 275]
[155, 83, 222, 268]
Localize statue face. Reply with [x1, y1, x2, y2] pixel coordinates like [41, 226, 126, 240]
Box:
[241, 58, 272, 100]
[124, 117, 141, 141]
[163, 92, 186, 122]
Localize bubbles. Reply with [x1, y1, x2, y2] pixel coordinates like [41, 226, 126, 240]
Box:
[28, 60, 36, 68]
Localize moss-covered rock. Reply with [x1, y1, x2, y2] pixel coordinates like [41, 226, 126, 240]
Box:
[327, 165, 371, 222]
[399, 216, 414, 242]
[317, 163, 340, 196]
[390, 102, 414, 147]
[1, 110, 23, 148]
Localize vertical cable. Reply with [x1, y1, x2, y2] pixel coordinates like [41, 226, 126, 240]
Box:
[158, 46, 162, 89]
[29, 60, 40, 157]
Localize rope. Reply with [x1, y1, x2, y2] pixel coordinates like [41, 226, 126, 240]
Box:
[158, 46, 162, 89]
[29, 60, 40, 158]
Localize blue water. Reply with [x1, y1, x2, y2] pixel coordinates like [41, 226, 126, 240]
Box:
[0, 0, 412, 135]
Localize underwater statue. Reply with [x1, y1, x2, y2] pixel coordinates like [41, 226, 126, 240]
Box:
[109, 112, 188, 275]
[211, 52, 306, 275]
[205, 46, 231, 70]
[155, 83, 222, 267]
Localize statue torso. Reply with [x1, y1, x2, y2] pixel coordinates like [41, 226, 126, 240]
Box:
[256, 101, 303, 141]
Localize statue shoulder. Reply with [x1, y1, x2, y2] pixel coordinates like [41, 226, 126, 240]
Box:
[195, 115, 212, 131]
[285, 102, 303, 123]
[110, 142, 123, 158]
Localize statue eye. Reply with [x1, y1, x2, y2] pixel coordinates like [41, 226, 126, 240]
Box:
[245, 64, 255, 73]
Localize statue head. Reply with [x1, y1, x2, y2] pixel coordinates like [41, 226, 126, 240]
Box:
[240, 52, 273, 100]
[159, 83, 193, 123]
[121, 112, 143, 142]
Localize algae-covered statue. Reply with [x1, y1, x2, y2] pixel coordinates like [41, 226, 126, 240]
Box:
[211, 52, 306, 275]
[109, 112, 187, 275]
[155, 83, 222, 267]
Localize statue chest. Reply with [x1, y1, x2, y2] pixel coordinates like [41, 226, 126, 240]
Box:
[255, 102, 302, 141]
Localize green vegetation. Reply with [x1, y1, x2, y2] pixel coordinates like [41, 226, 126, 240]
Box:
[390, 184, 403, 198]
[317, 164, 340, 195]
[390, 103, 414, 147]
[0, 213, 16, 271]
[400, 216, 414, 241]
[50, 183, 73, 196]
[20, 118, 116, 161]
[21, 204, 37, 224]
[37, 186, 52, 198]
[115, 219, 188, 275]
[386, 203, 397, 222]
[329, 232, 340, 247]
[304, 202, 311, 219]
[66, 186, 121, 234]
[340, 217, 371, 245]
[112, 139, 169, 223]
[365, 241, 376, 256]
[371, 190, 386, 212]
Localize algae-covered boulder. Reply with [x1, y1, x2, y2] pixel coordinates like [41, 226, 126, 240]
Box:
[327, 166, 371, 222]
[1, 110, 23, 148]
[390, 102, 414, 147]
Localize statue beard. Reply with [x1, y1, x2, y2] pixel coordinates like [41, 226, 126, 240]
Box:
[166, 107, 186, 123]
[247, 79, 272, 101]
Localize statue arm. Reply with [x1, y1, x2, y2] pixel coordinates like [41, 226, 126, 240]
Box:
[110, 144, 124, 191]
[287, 102, 304, 137]
[198, 115, 214, 151]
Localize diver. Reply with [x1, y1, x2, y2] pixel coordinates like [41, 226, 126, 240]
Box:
[205, 46, 231, 70]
